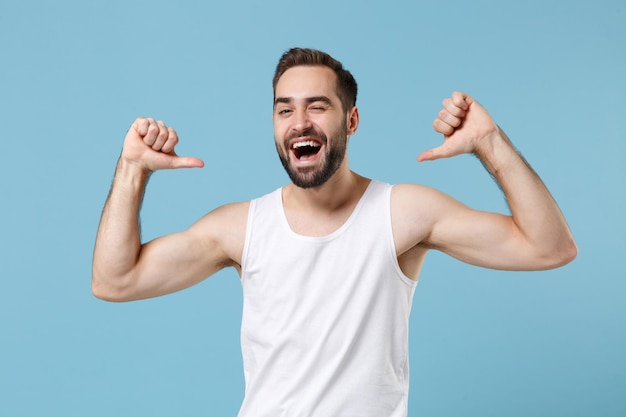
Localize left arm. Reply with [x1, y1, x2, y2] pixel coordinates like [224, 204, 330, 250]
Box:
[403, 92, 577, 270]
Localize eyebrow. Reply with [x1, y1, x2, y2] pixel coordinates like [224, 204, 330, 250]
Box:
[273, 95, 333, 108]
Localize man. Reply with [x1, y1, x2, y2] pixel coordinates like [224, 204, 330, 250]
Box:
[92, 48, 576, 416]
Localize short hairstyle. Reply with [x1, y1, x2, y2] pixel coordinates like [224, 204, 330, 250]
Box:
[272, 48, 358, 112]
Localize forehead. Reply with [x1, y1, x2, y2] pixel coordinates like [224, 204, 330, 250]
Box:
[275, 65, 339, 101]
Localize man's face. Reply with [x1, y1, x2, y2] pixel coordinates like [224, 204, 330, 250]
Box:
[273, 65, 350, 189]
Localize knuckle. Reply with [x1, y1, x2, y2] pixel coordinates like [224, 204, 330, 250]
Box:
[452, 113, 462, 124]
[147, 124, 159, 135]
[452, 92, 466, 106]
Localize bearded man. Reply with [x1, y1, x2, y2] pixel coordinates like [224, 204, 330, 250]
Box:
[92, 48, 576, 417]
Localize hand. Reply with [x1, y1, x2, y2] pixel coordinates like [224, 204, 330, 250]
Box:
[418, 92, 499, 162]
[121, 117, 204, 171]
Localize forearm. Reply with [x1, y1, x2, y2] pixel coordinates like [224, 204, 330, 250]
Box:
[475, 128, 577, 266]
[92, 159, 151, 296]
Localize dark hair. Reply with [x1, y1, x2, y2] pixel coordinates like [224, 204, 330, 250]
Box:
[272, 48, 358, 112]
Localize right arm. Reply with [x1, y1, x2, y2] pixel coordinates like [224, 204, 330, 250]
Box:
[92, 117, 246, 302]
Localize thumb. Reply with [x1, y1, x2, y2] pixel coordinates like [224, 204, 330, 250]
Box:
[417, 144, 450, 162]
[155, 150, 205, 170]
[167, 154, 205, 169]
[417, 149, 435, 162]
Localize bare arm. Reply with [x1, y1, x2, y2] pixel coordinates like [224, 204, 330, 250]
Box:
[92, 118, 244, 302]
[395, 93, 577, 271]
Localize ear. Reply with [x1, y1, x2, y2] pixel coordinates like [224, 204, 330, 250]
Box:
[346, 106, 359, 136]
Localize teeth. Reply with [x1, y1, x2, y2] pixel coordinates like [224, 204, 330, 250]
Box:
[292, 140, 320, 149]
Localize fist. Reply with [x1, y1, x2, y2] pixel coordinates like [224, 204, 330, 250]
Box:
[122, 117, 204, 171]
[418, 92, 498, 162]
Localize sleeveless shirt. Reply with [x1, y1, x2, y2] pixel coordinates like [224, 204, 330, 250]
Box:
[238, 180, 417, 417]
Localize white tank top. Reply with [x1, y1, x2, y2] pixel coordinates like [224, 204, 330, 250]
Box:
[238, 180, 417, 417]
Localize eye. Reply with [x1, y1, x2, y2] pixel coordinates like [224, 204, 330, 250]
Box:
[277, 108, 292, 116]
[309, 106, 326, 112]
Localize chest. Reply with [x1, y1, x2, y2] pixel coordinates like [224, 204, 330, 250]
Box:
[282, 206, 356, 237]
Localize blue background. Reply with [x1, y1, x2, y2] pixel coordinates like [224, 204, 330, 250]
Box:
[1, 0, 624, 416]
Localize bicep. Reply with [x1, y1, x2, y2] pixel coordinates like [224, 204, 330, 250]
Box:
[121, 202, 247, 301]
[425, 204, 535, 270]
[394, 184, 538, 271]
[132, 231, 225, 299]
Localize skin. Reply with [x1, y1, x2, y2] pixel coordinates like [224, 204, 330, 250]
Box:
[92, 65, 577, 302]
[274, 76, 349, 189]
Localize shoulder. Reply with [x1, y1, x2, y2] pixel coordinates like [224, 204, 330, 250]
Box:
[390, 183, 467, 252]
[187, 201, 251, 266]
[209, 200, 251, 219]
[391, 183, 456, 212]
[191, 201, 250, 237]
[391, 182, 469, 209]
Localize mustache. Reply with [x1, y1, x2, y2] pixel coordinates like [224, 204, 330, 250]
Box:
[285, 127, 327, 143]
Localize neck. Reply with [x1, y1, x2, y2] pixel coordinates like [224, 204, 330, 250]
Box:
[283, 161, 369, 213]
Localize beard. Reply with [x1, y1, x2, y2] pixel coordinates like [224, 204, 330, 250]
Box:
[276, 123, 348, 189]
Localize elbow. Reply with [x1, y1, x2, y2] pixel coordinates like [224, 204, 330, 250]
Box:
[92, 280, 114, 302]
[541, 237, 578, 270]
[91, 270, 134, 302]
[559, 237, 578, 266]
[91, 278, 121, 302]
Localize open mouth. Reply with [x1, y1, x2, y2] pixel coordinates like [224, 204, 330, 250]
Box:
[292, 140, 322, 161]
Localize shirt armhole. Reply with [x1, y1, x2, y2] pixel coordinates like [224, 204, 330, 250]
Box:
[387, 184, 418, 288]
[240, 198, 257, 280]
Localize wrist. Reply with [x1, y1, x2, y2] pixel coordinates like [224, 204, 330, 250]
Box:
[114, 158, 152, 187]
[474, 126, 511, 162]
[472, 126, 522, 180]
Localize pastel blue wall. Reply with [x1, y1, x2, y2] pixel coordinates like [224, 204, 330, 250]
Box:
[1, 1, 624, 415]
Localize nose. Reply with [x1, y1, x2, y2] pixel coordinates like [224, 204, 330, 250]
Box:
[292, 108, 312, 134]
